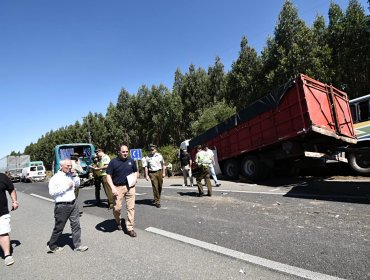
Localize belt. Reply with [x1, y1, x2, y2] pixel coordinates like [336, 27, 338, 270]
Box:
[56, 199, 75, 205]
[115, 184, 128, 187]
[149, 170, 161, 173]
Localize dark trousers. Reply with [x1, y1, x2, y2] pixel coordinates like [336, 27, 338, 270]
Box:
[149, 170, 163, 204]
[48, 201, 82, 250]
[94, 176, 102, 203]
[196, 166, 212, 195]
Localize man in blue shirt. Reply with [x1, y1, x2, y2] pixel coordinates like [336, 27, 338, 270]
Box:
[106, 144, 138, 237]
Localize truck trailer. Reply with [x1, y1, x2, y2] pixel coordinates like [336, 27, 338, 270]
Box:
[0, 155, 31, 182]
[188, 74, 357, 180]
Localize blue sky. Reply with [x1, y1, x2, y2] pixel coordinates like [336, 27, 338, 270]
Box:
[0, 0, 368, 158]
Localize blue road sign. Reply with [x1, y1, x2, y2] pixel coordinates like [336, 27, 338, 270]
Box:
[130, 149, 142, 160]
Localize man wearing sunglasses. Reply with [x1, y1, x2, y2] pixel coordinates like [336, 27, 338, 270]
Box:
[106, 144, 138, 237]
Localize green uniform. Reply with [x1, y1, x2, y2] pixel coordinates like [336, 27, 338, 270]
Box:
[195, 150, 212, 196]
[142, 152, 165, 206]
[98, 154, 114, 208]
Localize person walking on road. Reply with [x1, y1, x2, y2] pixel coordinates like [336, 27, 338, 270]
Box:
[47, 160, 88, 253]
[195, 144, 213, 197]
[95, 149, 114, 209]
[203, 144, 221, 187]
[0, 173, 19, 266]
[106, 144, 138, 237]
[180, 149, 193, 187]
[89, 155, 102, 205]
[142, 144, 166, 208]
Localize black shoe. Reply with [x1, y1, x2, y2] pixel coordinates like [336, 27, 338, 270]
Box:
[197, 193, 204, 197]
[216, 183, 221, 187]
[155, 204, 161, 208]
[207, 193, 212, 197]
[127, 230, 137, 237]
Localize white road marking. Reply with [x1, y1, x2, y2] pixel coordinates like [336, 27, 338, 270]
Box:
[135, 192, 147, 196]
[145, 227, 345, 280]
[30, 193, 54, 202]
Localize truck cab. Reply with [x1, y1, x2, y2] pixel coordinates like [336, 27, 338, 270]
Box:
[53, 143, 95, 186]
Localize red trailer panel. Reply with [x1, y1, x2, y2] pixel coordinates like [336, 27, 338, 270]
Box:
[189, 74, 356, 179]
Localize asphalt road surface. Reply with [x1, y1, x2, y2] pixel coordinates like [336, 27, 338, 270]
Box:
[7, 175, 370, 280]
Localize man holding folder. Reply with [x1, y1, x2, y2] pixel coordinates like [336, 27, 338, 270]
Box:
[106, 144, 138, 237]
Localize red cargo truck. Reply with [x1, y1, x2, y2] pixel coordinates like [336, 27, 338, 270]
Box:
[188, 74, 357, 180]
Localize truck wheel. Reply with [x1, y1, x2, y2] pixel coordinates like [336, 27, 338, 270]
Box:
[241, 155, 265, 181]
[348, 152, 370, 175]
[222, 159, 240, 179]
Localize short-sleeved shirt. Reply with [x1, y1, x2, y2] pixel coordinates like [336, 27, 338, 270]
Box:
[180, 153, 191, 167]
[142, 153, 164, 171]
[98, 154, 111, 177]
[0, 173, 15, 217]
[106, 157, 137, 186]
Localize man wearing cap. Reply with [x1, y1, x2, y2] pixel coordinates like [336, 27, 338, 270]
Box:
[142, 144, 166, 208]
[195, 144, 213, 197]
[89, 155, 102, 205]
[106, 144, 138, 237]
[95, 149, 114, 209]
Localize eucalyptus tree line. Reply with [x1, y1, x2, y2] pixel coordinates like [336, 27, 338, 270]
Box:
[22, 0, 369, 168]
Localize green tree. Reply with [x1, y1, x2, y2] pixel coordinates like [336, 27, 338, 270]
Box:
[191, 101, 235, 135]
[262, 0, 313, 88]
[207, 56, 227, 103]
[226, 36, 262, 110]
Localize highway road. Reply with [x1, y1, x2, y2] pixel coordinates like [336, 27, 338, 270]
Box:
[11, 175, 370, 280]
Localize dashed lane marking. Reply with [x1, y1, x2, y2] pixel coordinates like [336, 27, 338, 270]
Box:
[145, 227, 345, 280]
[30, 193, 54, 202]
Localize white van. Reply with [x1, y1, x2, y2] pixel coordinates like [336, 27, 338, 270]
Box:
[21, 165, 46, 182]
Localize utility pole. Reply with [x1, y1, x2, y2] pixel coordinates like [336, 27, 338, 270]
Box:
[83, 116, 92, 144]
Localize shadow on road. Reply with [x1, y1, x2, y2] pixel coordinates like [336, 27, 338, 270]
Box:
[52, 233, 75, 249]
[135, 198, 157, 207]
[95, 219, 123, 233]
[0, 240, 21, 258]
[275, 179, 370, 204]
[177, 191, 200, 197]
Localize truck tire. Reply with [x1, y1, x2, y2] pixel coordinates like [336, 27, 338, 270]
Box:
[348, 152, 370, 175]
[222, 159, 240, 179]
[241, 155, 265, 181]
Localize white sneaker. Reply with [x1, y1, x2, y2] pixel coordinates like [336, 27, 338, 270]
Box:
[4, 256, 14, 266]
[74, 245, 88, 252]
[47, 245, 64, 254]
[182, 184, 186, 187]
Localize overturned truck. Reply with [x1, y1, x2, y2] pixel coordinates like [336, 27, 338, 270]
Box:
[189, 74, 357, 180]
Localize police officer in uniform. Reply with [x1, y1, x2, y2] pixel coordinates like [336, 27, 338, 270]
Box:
[96, 149, 114, 209]
[142, 144, 166, 208]
[195, 144, 212, 197]
[89, 156, 102, 205]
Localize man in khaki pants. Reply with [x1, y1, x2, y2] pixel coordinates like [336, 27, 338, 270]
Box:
[106, 144, 138, 237]
[96, 149, 114, 209]
[142, 144, 166, 208]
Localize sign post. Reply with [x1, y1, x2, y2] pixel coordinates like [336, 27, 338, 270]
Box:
[130, 149, 143, 177]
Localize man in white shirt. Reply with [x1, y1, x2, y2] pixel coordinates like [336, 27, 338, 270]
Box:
[46, 160, 88, 253]
[204, 144, 221, 187]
